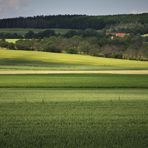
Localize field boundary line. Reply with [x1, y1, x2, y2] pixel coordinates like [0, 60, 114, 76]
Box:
[0, 70, 148, 74]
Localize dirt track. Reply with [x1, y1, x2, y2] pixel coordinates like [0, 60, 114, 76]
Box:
[0, 70, 148, 74]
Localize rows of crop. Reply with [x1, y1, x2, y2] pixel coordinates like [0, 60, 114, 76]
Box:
[0, 74, 148, 88]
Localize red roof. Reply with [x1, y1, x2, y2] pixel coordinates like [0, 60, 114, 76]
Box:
[115, 33, 126, 37]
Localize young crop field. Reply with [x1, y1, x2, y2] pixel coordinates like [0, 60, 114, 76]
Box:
[0, 95, 147, 148]
[0, 48, 148, 147]
[0, 74, 148, 88]
[0, 7, 148, 148]
[0, 74, 148, 148]
[0, 48, 148, 70]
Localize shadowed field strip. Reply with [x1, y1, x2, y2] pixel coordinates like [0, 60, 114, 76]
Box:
[0, 70, 148, 74]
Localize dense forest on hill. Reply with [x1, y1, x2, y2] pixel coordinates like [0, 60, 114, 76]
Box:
[0, 13, 148, 33]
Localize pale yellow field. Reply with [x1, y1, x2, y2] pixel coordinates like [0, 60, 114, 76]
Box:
[0, 70, 148, 74]
[5, 39, 19, 43]
[142, 34, 148, 37]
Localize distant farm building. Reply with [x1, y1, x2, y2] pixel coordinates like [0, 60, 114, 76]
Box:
[107, 32, 129, 39]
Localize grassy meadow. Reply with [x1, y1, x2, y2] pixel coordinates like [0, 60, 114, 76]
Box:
[5, 39, 19, 43]
[0, 48, 148, 70]
[0, 96, 147, 148]
[0, 45, 148, 147]
[0, 73, 148, 148]
[0, 74, 148, 88]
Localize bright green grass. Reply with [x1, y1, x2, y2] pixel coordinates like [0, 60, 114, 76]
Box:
[0, 88, 147, 148]
[0, 88, 148, 102]
[0, 74, 148, 88]
[5, 39, 19, 43]
[0, 74, 148, 147]
[0, 48, 148, 70]
[142, 34, 148, 37]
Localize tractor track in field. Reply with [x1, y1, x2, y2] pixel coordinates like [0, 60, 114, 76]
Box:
[0, 70, 148, 74]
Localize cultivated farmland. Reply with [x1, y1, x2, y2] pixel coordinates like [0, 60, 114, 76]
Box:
[0, 48, 148, 70]
[0, 48, 148, 148]
[0, 74, 148, 148]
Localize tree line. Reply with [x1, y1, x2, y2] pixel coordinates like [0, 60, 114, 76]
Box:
[0, 33, 148, 61]
[0, 29, 104, 39]
[0, 13, 148, 33]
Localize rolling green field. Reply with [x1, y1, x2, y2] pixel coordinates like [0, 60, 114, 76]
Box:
[0, 45, 148, 147]
[0, 74, 148, 148]
[1, 48, 148, 70]
[5, 39, 19, 43]
[0, 74, 148, 88]
[142, 34, 148, 37]
[0, 28, 72, 35]
[0, 93, 147, 148]
[0, 88, 148, 102]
